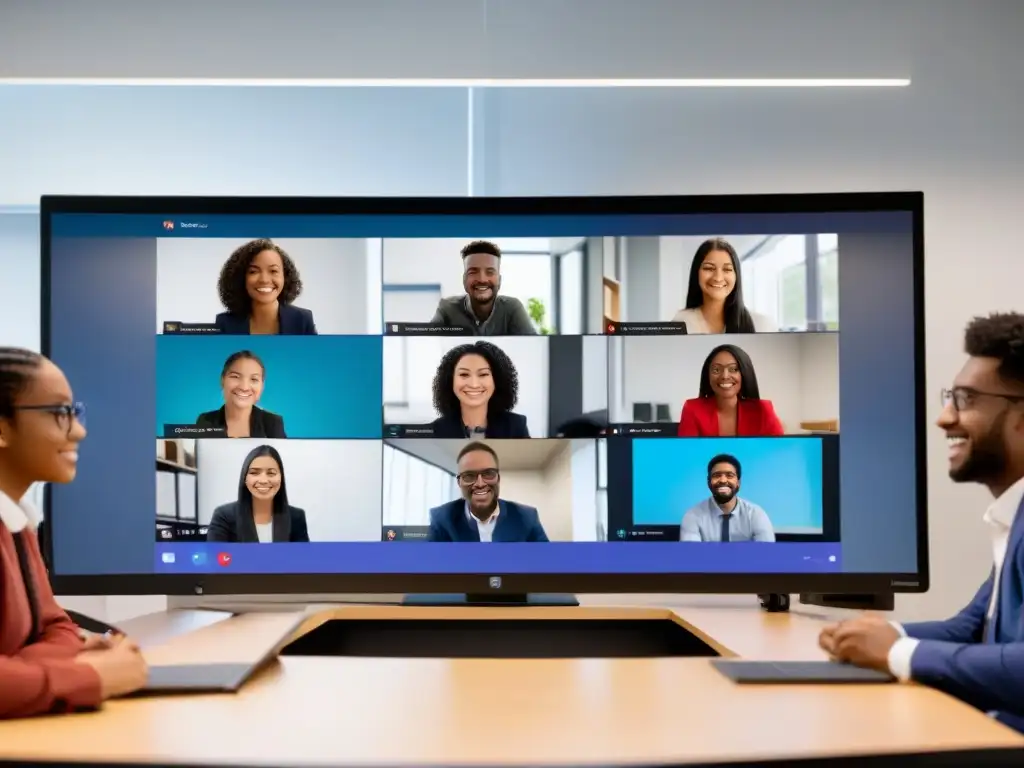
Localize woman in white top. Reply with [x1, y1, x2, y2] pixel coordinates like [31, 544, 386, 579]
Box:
[206, 443, 310, 543]
[671, 238, 777, 334]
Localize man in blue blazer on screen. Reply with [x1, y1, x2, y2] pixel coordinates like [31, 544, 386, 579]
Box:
[426, 441, 550, 543]
[820, 313, 1024, 734]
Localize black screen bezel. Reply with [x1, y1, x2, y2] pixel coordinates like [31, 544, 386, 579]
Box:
[39, 192, 927, 597]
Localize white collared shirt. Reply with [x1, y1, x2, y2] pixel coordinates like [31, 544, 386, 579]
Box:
[0, 489, 42, 533]
[887, 475, 1024, 681]
[465, 503, 499, 543]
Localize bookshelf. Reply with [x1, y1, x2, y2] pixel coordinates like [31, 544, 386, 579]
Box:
[155, 438, 204, 542]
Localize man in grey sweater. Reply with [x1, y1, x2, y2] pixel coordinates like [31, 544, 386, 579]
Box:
[429, 240, 537, 336]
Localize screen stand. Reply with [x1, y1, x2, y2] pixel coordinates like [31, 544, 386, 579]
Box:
[799, 593, 895, 611]
[402, 593, 580, 607]
[758, 594, 791, 613]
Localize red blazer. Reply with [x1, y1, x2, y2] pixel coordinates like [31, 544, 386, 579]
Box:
[0, 522, 101, 718]
[677, 397, 785, 437]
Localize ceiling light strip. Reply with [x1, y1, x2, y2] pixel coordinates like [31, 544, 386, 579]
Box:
[0, 77, 911, 88]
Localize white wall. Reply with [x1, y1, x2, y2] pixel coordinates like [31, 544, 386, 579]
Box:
[798, 333, 842, 427]
[0, 87, 469, 205]
[155, 237, 377, 335]
[612, 333, 839, 430]
[380, 438, 596, 540]
[581, 335, 609, 414]
[195, 439, 382, 541]
[571, 439, 600, 542]
[383, 335, 550, 436]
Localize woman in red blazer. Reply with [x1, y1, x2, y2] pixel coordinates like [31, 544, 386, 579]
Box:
[0, 348, 147, 718]
[677, 344, 785, 437]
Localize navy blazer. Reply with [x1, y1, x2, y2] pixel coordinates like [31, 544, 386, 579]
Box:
[206, 502, 309, 544]
[195, 405, 287, 438]
[214, 303, 317, 335]
[427, 411, 530, 439]
[426, 499, 549, 542]
[902, 494, 1024, 733]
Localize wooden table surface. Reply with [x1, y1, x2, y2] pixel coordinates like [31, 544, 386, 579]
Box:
[0, 597, 1020, 766]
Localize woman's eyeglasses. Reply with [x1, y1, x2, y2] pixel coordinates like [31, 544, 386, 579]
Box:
[12, 402, 86, 434]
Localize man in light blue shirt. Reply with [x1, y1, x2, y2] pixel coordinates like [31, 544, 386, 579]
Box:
[679, 454, 775, 542]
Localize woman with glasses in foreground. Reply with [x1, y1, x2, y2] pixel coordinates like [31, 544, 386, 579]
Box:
[0, 347, 147, 718]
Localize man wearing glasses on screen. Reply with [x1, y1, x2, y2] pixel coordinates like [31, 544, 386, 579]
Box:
[426, 442, 549, 542]
[679, 454, 775, 542]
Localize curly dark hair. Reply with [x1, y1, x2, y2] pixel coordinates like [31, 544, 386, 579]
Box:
[217, 239, 303, 316]
[432, 341, 519, 419]
[964, 312, 1024, 387]
[461, 240, 502, 260]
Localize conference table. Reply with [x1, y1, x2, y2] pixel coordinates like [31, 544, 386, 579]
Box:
[0, 595, 1021, 766]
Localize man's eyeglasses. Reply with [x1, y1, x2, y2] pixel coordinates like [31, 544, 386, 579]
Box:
[12, 402, 86, 434]
[458, 468, 499, 485]
[941, 387, 1024, 412]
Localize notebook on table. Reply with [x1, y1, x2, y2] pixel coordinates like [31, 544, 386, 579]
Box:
[712, 659, 896, 684]
[137, 663, 260, 694]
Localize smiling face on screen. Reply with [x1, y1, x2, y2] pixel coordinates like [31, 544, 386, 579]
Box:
[453, 353, 495, 409]
[458, 447, 500, 518]
[221, 355, 264, 410]
[708, 461, 740, 505]
[463, 251, 501, 309]
[708, 350, 741, 400]
[245, 249, 284, 307]
[245, 455, 282, 502]
[698, 249, 737, 304]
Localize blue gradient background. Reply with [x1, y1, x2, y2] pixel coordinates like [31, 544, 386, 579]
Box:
[47, 212, 919, 576]
[632, 438, 823, 530]
[156, 335, 381, 439]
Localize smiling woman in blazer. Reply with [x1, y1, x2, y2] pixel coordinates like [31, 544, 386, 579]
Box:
[195, 351, 286, 438]
[677, 344, 784, 437]
[214, 239, 318, 335]
[428, 341, 530, 439]
[206, 444, 309, 543]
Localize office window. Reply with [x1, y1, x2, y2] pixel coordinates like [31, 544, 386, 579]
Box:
[595, 439, 608, 541]
[501, 254, 554, 333]
[0, 210, 41, 352]
[558, 249, 583, 335]
[382, 444, 458, 526]
[742, 234, 840, 331]
[742, 236, 805, 331]
[818, 234, 839, 330]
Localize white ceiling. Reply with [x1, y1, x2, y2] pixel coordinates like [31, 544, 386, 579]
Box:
[3, 0, 1015, 82]
[385, 438, 567, 474]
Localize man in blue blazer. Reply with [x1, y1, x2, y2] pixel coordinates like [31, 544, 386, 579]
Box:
[820, 312, 1024, 733]
[426, 441, 549, 542]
